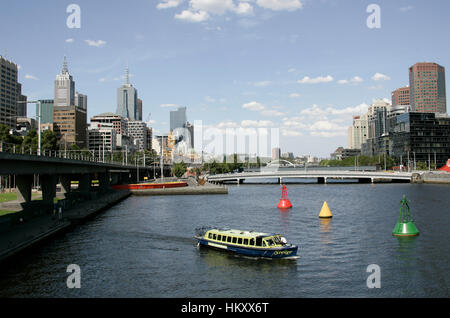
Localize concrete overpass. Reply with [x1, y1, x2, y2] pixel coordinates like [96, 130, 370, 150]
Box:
[207, 170, 415, 184]
[0, 152, 171, 206]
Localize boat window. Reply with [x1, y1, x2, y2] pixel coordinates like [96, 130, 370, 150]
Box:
[266, 239, 275, 246]
[244, 239, 248, 245]
[238, 238, 242, 245]
[256, 237, 262, 247]
[249, 239, 255, 246]
[227, 236, 232, 243]
[213, 234, 217, 240]
[263, 241, 268, 247]
[208, 233, 212, 239]
[217, 235, 222, 241]
[232, 237, 237, 244]
[222, 236, 227, 242]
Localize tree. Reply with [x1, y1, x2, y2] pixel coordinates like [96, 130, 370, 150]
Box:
[173, 161, 187, 178]
[22, 129, 38, 153]
[41, 130, 58, 152]
[0, 124, 22, 146]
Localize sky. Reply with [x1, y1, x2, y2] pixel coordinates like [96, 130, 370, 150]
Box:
[1, 0, 449, 157]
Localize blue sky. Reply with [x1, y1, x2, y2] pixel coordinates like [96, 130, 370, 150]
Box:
[1, 0, 449, 157]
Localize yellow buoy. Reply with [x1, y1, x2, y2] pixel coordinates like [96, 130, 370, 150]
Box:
[319, 201, 333, 218]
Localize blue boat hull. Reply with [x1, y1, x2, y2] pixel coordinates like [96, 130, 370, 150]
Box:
[197, 238, 298, 259]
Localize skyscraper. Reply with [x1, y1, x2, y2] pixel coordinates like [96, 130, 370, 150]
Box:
[170, 106, 187, 132]
[54, 56, 75, 107]
[116, 64, 138, 120]
[0, 55, 26, 128]
[409, 62, 446, 114]
[52, 57, 87, 148]
[391, 86, 410, 106]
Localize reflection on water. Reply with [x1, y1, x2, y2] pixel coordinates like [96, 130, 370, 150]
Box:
[319, 218, 332, 245]
[395, 236, 419, 261]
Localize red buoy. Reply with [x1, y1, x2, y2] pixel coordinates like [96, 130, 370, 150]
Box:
[277, 185, 293, 209]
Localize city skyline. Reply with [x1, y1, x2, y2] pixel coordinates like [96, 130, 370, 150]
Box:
[1, 0, 450, 157]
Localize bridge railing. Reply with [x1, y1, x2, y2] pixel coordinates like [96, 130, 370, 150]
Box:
[0, 141, 161, 168]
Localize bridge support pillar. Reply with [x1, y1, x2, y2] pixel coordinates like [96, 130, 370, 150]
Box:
[41, 174, 57, 205]
[78, 174, 91, 193]
[318, 177, 325, 184]
[16, 174, 33, 203]
[60, 174, 71, 198]
[98, 172, 111, 192]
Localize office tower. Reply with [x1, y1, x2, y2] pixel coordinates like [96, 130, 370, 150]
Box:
[146, 126, 152, 151]
[37, 100, 54, 124]
[75, 92, 87, 110]
[127, 120, 148, 151]
[87, 122, 116, 153]
[409, 62, 446, 114]
[137, 98, 143, 121]
[186, 122, 194, 148]
[54, 56, 75, 107]
[53, 106, 87, 148]
[392, 86, 410, 106]
[170, 106, 187, 132]
[52, 57, 87, 147]
[272, 147, 281, 160]
[348, 114, 368, 150]
[116, 64, 138, 120]
[0, 55, 26, 128]
[16, 89, 27, 117]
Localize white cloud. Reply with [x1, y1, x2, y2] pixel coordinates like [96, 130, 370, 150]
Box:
[233, 2, 254, 15]
[256, 0, 303, 11]
[217, 121, 239, 128]
[175, 9, 210, 22]
[281, 129, 303, 137]
[289, 93, 301, 98]
[261, 109, 285, 117]
[241, 120, 274, 127]
[298, 75, 334, 84]
[371, 72, 391, 81]
[85, 39, 107, 47]
[160, 103, 180, 108]
[24, 74, 39, 80]
[243, 101, 265, 111]
[204, 96, 216, 103]
[157, 0, 185, 9]
[338, 76, 363, 85]
[65, 38, 74, 43]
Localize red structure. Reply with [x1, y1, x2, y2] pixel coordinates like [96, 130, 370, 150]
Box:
[438, 159, 450, 172]
[277, 185, 293, 209]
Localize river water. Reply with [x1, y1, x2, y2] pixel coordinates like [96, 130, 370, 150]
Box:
[0, 183, 449, 298]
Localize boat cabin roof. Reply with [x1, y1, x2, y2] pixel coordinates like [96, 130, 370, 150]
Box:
[208, 228, 279, 239]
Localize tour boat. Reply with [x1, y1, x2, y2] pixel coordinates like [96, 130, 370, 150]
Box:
[112, 181, 187, 190]
[195, 227, 298, 259]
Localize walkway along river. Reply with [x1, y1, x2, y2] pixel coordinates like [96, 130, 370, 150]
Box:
[0, 183, 448, 297]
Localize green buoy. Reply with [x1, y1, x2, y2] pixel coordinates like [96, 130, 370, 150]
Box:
[392, 195, 419, 237]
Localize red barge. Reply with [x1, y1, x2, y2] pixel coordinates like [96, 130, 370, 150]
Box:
[112, 181, 188, 190]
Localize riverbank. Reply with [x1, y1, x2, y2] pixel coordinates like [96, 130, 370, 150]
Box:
[421, 172, 450, 184]
[0, 190, 130, 264]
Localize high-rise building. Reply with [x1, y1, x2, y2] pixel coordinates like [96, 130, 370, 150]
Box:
[87, 122, 117, 153]
[348, 114, 368, 150]
[409, 62, 446, 114]
[127, 120, 148, 152]
[52, 57, 87, 148]
[75, 92, 87, 110]
[116, 64, 138, 120]
[170, 106, 187, 132]
[137, 98, 143, 121]
[392, 86, 410, 106]
[54, 56, 75, 107]
[272, 147, 281, 160]
[0, 55, 26, 128]
[37, 99, 54, 124]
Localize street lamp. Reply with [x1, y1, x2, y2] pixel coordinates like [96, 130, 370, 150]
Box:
[17, 100, 41, 156]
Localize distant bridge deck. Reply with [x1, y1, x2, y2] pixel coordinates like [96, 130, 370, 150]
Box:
[207, 170, 415, 184]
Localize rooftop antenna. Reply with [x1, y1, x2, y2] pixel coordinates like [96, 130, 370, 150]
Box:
[125, 61, 130, 85]
[62, 56, 69, 74]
